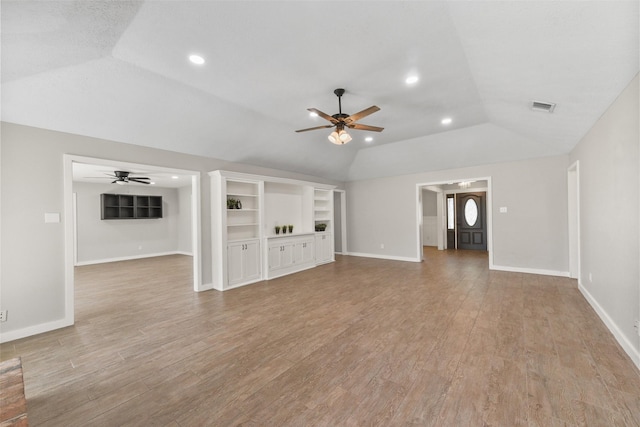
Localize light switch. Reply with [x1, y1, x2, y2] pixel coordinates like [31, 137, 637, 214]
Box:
[44, 212, 60, 223]
[499, 207, 508, 213]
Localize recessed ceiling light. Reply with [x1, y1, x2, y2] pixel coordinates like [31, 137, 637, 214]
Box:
[365, 136, 373, 142]
[189, 54, 205, 65]
[309, 112, 318, 117]
[405, 75, 419, 85]
[172, 176, 179, 179]
[441, 117, 452, 125]
[150, 182, 156, 185]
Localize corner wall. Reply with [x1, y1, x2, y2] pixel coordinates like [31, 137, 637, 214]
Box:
[346, 154, 569, 273]
[570, 74, 639, 367]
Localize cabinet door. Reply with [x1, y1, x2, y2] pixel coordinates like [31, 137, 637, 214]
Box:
[302, 240, 315, 263]
[322, 234, 333, 261]
[281, 243, 294, 268]
[293, 242, 304, 264]
[227, 243, 244, 285]
[243, 240, 261, 281]
[315, 235, 324, 263]
[316, 233, 333, 263]
[269, 244, 282, 270]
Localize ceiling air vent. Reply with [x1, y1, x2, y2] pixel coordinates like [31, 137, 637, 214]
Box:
[531, 100, 556, 113]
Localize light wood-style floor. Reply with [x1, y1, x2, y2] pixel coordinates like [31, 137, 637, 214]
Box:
[1, 249, 639, 426]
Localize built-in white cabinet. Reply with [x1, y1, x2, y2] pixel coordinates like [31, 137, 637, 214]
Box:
[210, 170, 336, 291]
[315, 232, 334, 264]
[266, 234, 315, 279]
[227, 239, 261, 286]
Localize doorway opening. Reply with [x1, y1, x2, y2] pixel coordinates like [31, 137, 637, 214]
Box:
[63, 154, 203, 327]
[416, 178, 493, 265]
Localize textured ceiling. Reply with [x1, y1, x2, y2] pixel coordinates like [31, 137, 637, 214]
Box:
[2, 1, 638, 181]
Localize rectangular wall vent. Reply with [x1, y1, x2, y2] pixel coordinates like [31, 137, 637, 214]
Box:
[531, 100, 556, 113]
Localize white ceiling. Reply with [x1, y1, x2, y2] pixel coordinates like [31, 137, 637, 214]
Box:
[2, 1, 638, 182]
[72, 162, 193, 189]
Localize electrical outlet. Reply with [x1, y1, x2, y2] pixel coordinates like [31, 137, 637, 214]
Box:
[0, 310, 7, 322]
[380, 243, 384, 249]
[634, 320, 640, 336]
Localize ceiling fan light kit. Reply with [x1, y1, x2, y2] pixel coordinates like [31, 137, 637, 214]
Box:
[296, 88, 383, 145]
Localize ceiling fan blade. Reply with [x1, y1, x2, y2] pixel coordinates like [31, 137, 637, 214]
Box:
[347, 123, 384, 132]
[344, 106, 380, 124]
[129, 178, 150, 184]
[308, 108, 339, 124]
[295, 125, 334, 133]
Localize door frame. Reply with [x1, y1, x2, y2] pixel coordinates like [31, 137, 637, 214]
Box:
[568, 161, 581, 280]
[416, 177, 493, 266]
[63, 154, 203, 327]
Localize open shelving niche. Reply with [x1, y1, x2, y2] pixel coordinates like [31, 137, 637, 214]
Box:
[101, 193, 163, 220]
[210, 170, 336, 290]
[226, 179, 261, 241]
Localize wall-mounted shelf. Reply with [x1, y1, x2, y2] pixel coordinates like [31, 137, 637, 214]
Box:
[101, 194, 162, 220]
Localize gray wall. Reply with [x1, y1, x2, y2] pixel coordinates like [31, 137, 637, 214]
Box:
[74, 182, 180, 264]
[0, 123, 341, 339]
[570, 74, 639, 363]
[421, 190, 438, 216]
[347, 154, 569, 272]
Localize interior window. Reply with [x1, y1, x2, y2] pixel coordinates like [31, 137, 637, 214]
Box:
[464, 198, 478, 226]
[447, 197, 455, 230]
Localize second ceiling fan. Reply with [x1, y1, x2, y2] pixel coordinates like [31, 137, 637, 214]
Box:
[295, 88, 383, 144]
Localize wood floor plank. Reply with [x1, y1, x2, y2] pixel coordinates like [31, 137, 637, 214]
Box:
[0, 250, 638, 426]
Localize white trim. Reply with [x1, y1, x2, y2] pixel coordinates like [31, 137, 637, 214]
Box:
[416, 186, 423, 259]
[190, 174, 203, 292]
[346, 252, 420, 263]
[63, 155, 76, 329]
[75, 251, 192, 266]
[0, 318, 73, 344]
[491, 264, 570, 277]
[579, 282, 640, 369]
[199, 282, 214, 292]
[72, 192, 78, 266]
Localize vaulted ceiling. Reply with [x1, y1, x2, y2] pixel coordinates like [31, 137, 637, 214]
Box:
[2, 1, 638, 181]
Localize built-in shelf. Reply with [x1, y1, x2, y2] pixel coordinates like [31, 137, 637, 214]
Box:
[210, 170, 335, 291]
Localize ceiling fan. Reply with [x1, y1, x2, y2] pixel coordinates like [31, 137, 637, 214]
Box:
[107, 171, 151, 185]
[295, 88, 383, 144]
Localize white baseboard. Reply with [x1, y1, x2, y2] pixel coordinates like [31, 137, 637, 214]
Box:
[175, 251, 194, 256]
[197, 282, 214, 292]
[579, 282, 640, 370]
[75, 251, 191, 266]
[0, 317, 73, 344]
[490, 264, 570, 277]
[346, 252, 420, 263]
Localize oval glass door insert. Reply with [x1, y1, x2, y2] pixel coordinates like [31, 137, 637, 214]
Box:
[464, 198, 478, 226]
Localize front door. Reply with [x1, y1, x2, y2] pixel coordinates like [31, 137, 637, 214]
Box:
[456, 192, 487, 251]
